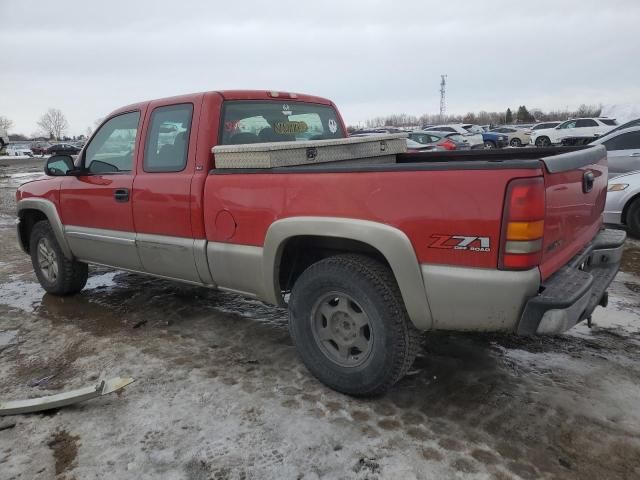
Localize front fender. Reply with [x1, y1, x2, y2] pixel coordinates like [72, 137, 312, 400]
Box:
[16, 198, 73, 259]
[262, 217, 434, 330]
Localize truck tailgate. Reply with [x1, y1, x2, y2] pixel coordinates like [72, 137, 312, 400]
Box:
[539, 146, 608, 280]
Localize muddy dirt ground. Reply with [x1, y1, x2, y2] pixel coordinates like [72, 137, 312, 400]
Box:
[1, 157, 639, 480]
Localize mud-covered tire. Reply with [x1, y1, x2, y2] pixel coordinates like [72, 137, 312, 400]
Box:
[30, 221, 88, 295]
[288, 254, 421, 396]
[626, 199, 640, 238]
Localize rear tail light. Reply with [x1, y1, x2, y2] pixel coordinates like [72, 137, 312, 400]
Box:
[499, 177, 545, 270]
[439, 139, 457, 150]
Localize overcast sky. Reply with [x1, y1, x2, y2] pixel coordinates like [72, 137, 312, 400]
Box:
[1, 0, 639, 135]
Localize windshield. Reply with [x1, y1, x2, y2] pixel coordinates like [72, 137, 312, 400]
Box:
[220, 101, 344, 145]
[558, 120, 577, 129]
[462, 124, 483, 134]
[595, 119, 640, 141]
[533, 123, 558, 130]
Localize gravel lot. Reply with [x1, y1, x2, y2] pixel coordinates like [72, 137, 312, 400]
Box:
[1, 157, 639, 480]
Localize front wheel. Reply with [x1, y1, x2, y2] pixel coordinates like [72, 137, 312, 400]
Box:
[288, 254, 421, 396]
[626, 199, 640, 238]
[484, 140, 496, 149]
[30, 221, 88, 295]
[510, 138, 522, 147]
[535, 136, 551, 147]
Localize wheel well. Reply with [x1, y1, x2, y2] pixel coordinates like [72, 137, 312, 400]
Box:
[277, 235, 391, 294]
[621, 193, 640, 225]
[18, 209, 48, 253]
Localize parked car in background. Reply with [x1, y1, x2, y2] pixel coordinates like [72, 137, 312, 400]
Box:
[405, 138, 437, 153]
[45, 143, 81, 155]
[590, 126, 640, 179]
[605, 170, 640, 237]
[481, 131, 508, 149]
[524, 122, 562, 136]
[5, 145, 34, 157]
[595, 118, 640, 139]
[530, 118, 617, 147]
[490, 127, 531, 147]
[30, 142, 52, 155]
[408, 130, 470, 151]
[423, 124, 484, 149]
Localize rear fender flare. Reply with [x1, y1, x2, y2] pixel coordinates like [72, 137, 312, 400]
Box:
[262, 217, 433, 330]
[17, 198, 73, 259]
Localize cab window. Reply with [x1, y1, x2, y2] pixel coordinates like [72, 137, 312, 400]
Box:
[220, 101, 344, 145]
[144, 104, 193, 172]
[85, 112, 140, 173]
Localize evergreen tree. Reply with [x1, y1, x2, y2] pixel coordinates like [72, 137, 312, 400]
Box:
[505, 108, 513, 124]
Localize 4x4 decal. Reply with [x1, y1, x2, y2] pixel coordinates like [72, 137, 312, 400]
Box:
[428, 235, 491, 252]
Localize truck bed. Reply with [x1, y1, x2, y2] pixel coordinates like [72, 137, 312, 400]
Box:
[211, 146, 595, 174]
[207, 145, 607, 280]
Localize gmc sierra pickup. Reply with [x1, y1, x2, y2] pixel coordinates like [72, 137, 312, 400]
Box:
[16, 90, 625, 395]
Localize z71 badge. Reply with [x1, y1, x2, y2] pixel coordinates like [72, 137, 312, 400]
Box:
[428, 234, 491, 252]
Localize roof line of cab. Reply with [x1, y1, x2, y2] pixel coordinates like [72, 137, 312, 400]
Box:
[108, 90, 334, 117]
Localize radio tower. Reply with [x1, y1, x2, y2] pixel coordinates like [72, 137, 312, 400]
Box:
[439, 74, 447, 122]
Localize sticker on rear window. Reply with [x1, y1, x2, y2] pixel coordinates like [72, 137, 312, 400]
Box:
[274, 121, 308, 134]
[282, 104, 291, 116]
[328, 119, 338, 134]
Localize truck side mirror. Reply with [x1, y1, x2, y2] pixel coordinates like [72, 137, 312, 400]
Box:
[44, 155, 77, 176]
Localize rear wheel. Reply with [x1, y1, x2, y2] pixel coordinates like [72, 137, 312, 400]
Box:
[626, 199, 640, 238]
[510, 138, 522, 147]
[288, 254, 421, 396]
[484, 140, 496, 149]
[30, 221, 88, 295]
[536, 136, 551, 147]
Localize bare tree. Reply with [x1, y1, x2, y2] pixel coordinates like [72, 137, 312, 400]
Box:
[37, 108, 69, 140]
[0, 116, 14, 131]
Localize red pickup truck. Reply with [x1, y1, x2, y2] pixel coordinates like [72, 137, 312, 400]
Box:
[16, 90, 625, 395]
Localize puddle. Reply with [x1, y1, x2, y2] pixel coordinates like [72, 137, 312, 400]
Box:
[0, 171, 44, 189]
[620, 246, 640, 276]
[0, 279, 43, 312]
[0, 329, 18, 350]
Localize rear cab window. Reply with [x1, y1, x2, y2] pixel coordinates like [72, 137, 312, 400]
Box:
[600, 119, 617, 126]
[219, 101, 345, 145]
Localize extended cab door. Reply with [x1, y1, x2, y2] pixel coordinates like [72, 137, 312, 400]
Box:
[60, 111, 143, 269]
[132, 99, 206, 283]
[602, 130, 640, 179]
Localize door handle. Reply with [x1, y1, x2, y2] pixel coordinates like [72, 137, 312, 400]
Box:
[114, 188, 130, 202]
[630, 152, 640, 157]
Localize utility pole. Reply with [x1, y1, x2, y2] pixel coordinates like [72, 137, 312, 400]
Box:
[439, 74, 447, 122]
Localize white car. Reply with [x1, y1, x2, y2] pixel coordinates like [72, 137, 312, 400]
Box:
[423, 124, 484, 149]
[605, 170, 640, 237]
[530, 118, 617, 147]
[5, 145, 33, 157]
[591, 125, 640, 179]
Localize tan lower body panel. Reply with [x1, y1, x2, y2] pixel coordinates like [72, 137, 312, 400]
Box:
[421, 264, 540, 332]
